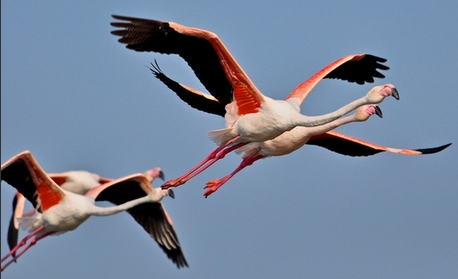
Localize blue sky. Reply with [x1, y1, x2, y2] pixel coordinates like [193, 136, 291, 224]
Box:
[2, 1, 457, 278]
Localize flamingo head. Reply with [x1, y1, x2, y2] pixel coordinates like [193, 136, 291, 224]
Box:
[148, 187, 175, 201]
[144, 167, 165, 183]
[355, 104, 383, 121]
[365, 84, 399, 104]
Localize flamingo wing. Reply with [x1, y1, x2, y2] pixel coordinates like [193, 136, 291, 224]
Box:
[7, 194, 21, 259]
[324, 54, 388, 84]
[307, 130, 452, 156]
[1, 151, 64, 213]
[286, 54, 389, 103]
[47, 173, 70, 186]
[90, 174, 188, 268]
[126, 202, 188, 268]
[149, 61, 225, 116]
[111, 14, 263, 115]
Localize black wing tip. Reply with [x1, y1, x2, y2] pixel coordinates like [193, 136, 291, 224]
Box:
[111, 14, 135, 21]
[109, 29, 123, 36]
[174, 257, 189, 268]
[8, 196, 19, 261]
[111, 14, 122, 19]
[161, 243, 189, 268]
[416, 143, 452, 154]
[110, 14, 152, 29]
[323, 53, 390, 85]
[364, 54, 388, 63]
[110, 14, 161, 25]
[110, 15, 130, 27]
[147, 60, 163, 76]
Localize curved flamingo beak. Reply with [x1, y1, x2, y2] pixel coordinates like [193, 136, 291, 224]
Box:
[391, 87, 400, 100]
[168, 189, 175, 199]
[375, 106, 383, 118]
[158, 170, 165, 180]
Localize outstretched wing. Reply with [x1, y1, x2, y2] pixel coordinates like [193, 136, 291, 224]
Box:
[7, 193, 24, 260]
[1, 150, 64, 213]
[113, 16, 238, 104]
[93, 174, 188, 268]
[286, 53, 389, 103]
[324, 54, 388, 84]
[307, 131, 452, 156]
[111, 15, 264, 116]
[149, 61, 226, 116]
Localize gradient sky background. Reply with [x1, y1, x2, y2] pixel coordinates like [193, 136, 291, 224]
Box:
[2, 1, 457, 278]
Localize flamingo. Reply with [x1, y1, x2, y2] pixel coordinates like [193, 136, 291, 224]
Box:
[110, 15, 400, 190]
[5, 168, 188, 268]
[203, 104, 382, 195]
[6, 171, 113, 260]
[147, 60, 450, 196]
[6, 169, 163, 246]
[0, 151, 187, 271]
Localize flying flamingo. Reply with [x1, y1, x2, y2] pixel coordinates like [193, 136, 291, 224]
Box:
[110, 15, 400, 190]
[0, 151, 187, 271]
[6, 170, 113, 259]
[6, 169, 162, 248]
[147, 60, 450, 196]
[5, 168, 188, 268]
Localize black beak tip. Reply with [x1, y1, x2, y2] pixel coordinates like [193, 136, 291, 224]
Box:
[159, 171, 165, 181]
[375, 106, 383, 118]
[392, 87, 400, 100]
[168, 189, 175, 199]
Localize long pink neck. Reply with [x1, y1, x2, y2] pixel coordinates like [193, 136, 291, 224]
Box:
[294, 96, 368, 127]
[304, 113, 361, 136]
[86, 195, 153, 216]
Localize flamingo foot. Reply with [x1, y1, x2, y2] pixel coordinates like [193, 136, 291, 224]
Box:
[161, 178, 186, 189]
[203, 179, 225, 198]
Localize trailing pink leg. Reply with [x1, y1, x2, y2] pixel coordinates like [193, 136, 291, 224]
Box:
[204, 152, 265, 197]
[162, 137, 247, 188]
[1, 231, 55, 271]
[161, 145, 226, 188]
[1, 225, 45, 264]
